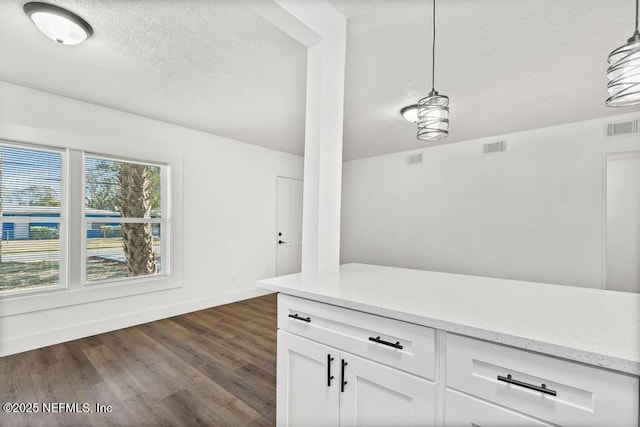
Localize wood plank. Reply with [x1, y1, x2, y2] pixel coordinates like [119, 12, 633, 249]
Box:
[0, 294, 277, 426]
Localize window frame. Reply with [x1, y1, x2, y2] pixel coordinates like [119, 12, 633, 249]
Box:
[81, 152, 170, 286]
[0, 140, 69, 297]
[0, 137, 181, 317]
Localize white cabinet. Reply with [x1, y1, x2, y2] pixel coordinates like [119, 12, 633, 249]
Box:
[277, 331, 435, 427]
[446, 389, 556, 427]
[446, 333, 640, 427]
[278, 294, 436, 379]
[276, 293, 437, 427]
[276, 330, 339, 427]
[276, 294, 639, 427]
[340, 352, 435, 427]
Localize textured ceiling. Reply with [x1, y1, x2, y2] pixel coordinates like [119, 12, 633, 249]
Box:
[332, 0, 640, 160]
[1, 1, 639, 160]
[0, 0, 308, 155]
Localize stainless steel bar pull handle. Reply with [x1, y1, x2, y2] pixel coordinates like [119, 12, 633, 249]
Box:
[288, 313, 310, 323]
[497, 374, 557, 396]
[327, 354, 335, 387]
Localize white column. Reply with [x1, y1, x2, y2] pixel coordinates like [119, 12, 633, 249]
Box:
[252, 0, 346, 276]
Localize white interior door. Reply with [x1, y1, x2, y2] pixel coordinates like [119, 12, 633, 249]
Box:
[277, 177, 303, 276]
[606, 151, 640, 293]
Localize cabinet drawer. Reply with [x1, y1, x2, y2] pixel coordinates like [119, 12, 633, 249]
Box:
[446, 389, 556, 426]
[446, 333, 639, 427]
[278, 294, 436, 380]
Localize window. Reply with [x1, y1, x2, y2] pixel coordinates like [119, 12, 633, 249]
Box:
[0, 143, 65, 293]
[0, 142, 170, 298]
[84, 155, 166, 284]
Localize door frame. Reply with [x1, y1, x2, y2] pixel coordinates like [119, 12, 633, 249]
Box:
[602, 149, 640, 291]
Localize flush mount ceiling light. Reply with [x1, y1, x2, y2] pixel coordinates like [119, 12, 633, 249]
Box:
[416, 0, 449, 141]
[24, 2, 93, 45]
[400, 104, 419, 123]
[607, 0, 640, 106]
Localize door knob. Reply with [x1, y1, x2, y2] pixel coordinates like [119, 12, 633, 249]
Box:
[278, 240, 287, 244]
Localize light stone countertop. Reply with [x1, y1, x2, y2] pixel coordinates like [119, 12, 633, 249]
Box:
[257, 263, 640, 376]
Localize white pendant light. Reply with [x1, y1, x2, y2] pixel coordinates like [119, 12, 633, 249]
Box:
[400, 105, 419, 123]
[24, 2, 93, 45]
[417, 0, 449, 141]
[607, 0, 640, 107]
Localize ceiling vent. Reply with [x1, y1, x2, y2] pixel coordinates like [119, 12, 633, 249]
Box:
[406, 152, 423, 165]
[606, 119, 640, 137]
[483, 141, 507, 155]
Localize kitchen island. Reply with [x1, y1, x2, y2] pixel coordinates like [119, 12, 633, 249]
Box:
[257, 263, 640, 426]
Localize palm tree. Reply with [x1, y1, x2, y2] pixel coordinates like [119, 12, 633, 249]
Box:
[117, 163, 157, 276]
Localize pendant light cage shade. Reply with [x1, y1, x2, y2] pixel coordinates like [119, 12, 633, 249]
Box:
[415, 0, 450, 141]
[607, 0, 640, 107]
[607, 32, 640, 106]
[417, 90, 449, 141]
[24, 2, 93, 45]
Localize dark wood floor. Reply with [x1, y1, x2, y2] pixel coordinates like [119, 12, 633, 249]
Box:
[0, 293, 277, 427]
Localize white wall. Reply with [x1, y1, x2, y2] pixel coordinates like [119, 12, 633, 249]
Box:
[341, 113, 640, 289]
[0, 81, 303, 355]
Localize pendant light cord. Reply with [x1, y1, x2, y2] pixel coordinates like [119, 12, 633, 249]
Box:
[431, 0, 436, 91]
[636, 0, 639, 33]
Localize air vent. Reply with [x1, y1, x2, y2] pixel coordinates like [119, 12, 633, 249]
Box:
[606, 119, 640, 137]
[406, 152, 423, 165]
[483, 141, 507, 155]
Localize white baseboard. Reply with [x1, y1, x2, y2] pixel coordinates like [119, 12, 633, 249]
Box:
[0, 287, 274, 357]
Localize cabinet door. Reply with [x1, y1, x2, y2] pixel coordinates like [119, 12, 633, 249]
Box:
[339, 353, 436, 427]
[445, 389, 556, 427]
[277, 331, 340, 427]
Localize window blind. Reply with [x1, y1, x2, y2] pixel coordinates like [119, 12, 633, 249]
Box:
[0, 144, 64, 293]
